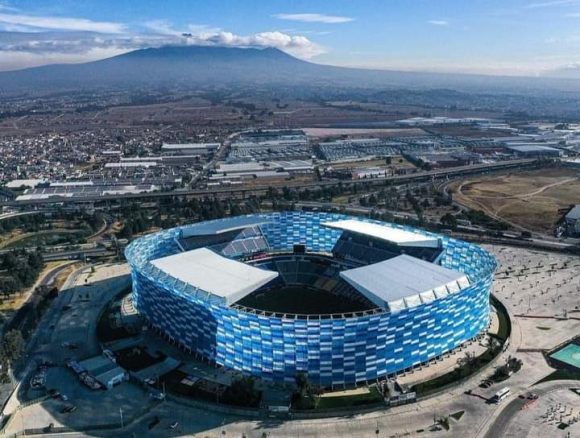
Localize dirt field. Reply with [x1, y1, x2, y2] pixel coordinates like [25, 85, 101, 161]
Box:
[450, 168, 580, 232]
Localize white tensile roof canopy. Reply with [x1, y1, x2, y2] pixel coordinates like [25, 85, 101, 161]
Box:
[322, 219, 440, 248]
[340, 254, 470, 312]
[181, 216, 270, 237]
[151, 248, 278, 305]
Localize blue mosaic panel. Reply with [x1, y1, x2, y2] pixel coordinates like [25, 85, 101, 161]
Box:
[125, 212, 496, 386]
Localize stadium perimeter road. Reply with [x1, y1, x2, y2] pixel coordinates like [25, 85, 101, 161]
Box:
[483, 381, 576, 438]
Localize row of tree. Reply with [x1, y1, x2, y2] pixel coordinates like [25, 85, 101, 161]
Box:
[0, 249, 44, 296]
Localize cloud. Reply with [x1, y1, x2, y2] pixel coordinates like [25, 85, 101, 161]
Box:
[0, 4, 17, 12]
[0, 12, 126, 33]
[181, 30, 325, 58]
[428, 20, 449, 26]
[526, 0, 580, 8]
[0, 24, 325, 71]
[273, 13, 354, 24]
[0, 8, 326, 71]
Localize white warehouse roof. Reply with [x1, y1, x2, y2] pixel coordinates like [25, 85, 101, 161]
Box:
[322, 220, 440, 248]
[340, 254, 470, 312]
[162, 143, 220, 150]
[151, 248, 278, 305]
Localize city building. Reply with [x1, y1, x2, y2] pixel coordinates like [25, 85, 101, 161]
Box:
[564, 205, 580, 236]
[161, 143, 220, 155]
[125, 212, 496, 387]
[506, 144, 563, 158]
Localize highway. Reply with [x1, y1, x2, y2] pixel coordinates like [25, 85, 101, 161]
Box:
[1, 159, 537, 207]
[0, 211, 43, 221]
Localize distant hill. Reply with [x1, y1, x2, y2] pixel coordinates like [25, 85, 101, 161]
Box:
[0, 45, 579, 93]
[543, 65, 580, 80]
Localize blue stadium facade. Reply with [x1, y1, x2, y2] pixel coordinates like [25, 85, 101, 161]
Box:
[125, 212, 496, 387]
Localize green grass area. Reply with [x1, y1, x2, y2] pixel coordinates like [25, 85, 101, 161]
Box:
[238, 285, 372, 315]
[4, 230, 88, 249]
[331, 195, 351, 205]
[494, 303, 511, 341]
[316, 387, 383, 409]
[294, 386, 384, 410]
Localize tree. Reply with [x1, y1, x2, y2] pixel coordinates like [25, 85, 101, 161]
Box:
[3, 330, 24, 363]
[440, 213, 458, 230]
[221, 376, 260, 407]
[294, 372, 319, 409]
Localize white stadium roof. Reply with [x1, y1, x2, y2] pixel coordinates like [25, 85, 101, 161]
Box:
[322, 219, 440, 248]
[181, 216, 271, 237]
[151, 248, 278, 306]
[340, 254, 470, 312]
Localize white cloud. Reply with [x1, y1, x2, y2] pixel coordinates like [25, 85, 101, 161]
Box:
[182, 30, 325, 58]
[0, 12, 126, 33]
[526, 0, 580, 8]
[0, 22, 325, 71]
[0, 8, 326, 71]
[428, 20, 449, 26]
[0, 3, 18, 12]
[0, 46, 127, 71]
[273, 13, 354, 24]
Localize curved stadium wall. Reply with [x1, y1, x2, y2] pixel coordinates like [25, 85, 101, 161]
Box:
[125, 212, 496, 387]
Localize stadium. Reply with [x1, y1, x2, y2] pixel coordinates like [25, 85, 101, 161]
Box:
[125, 212, 497, 387]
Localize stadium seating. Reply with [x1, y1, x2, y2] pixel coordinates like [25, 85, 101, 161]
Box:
[253, 255, 371, 306]
[332, 232, 441, 265]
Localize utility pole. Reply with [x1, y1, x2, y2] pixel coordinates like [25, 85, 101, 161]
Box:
[120, 407, 124, 428]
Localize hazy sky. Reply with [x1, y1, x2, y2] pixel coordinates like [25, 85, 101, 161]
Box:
[1, 0, 580, 75]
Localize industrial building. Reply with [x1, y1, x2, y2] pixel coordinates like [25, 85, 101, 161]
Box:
[161, 143, 220, 155]
[228, 130, 310, 162]
[318, 138, 400, 162]
[564, 205, 580, 236]
[506, 144, 563, 158]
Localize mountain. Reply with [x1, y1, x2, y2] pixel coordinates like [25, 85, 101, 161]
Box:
[543, 65, 580, 80]
[0, 45, 579, 93]
[0, 46, 328, 90]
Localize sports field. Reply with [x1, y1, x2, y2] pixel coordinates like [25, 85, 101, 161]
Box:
[450, 168, 580, 232]
[238, 285, 372, 315]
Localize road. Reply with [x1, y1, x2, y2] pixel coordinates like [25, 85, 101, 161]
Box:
[483, 381, 574, 438]
[0, 211, 42, 221]
[3, 159, 537, 207]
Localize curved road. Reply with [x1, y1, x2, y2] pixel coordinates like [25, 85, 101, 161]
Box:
[483, 381, 575, 438]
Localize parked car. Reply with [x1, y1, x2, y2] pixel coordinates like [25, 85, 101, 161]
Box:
[61, 405, 77, 414]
